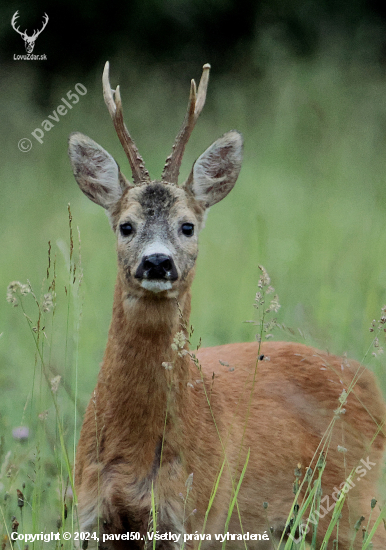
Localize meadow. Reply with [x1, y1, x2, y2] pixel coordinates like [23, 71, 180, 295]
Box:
[1, 42, 386, 546]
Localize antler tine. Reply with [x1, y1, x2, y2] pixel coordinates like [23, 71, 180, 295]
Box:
[162, 63, 211, 184]
[31, 13, 49, 38]
[102, 61, 150, 185]
[11, 11, 24, 36]
[35, 13, 49, 36]
[195, 62, 210, 114]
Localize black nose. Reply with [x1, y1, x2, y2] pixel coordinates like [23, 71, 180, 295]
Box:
[135, 254, 178, 281]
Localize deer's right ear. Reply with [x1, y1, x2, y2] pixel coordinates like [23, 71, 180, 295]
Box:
[68, 132, 130, 209]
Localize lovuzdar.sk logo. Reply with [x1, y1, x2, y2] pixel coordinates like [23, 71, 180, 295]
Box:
[11, 10, 48, 60]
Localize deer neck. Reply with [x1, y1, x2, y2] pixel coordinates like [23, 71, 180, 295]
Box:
[96, 275, 194, 472]
[107, 272, 192, 349]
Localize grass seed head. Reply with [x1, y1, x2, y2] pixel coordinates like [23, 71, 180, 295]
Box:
[354, 516, 365, 531]
[257, 265, 271, 288]
[42, 292, 55, 312]
[185, 472, 193, 496]
[339, 389, 348, 405]
[16, 489, 24, 508]
[6, 281, 31, 306]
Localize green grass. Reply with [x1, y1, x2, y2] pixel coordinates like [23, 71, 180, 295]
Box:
[1, 44, 386, 544]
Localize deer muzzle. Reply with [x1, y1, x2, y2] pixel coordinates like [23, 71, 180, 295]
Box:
[135, 254, 178, 282]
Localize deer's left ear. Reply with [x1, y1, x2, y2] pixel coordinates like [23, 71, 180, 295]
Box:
[184, 131, 243, 208]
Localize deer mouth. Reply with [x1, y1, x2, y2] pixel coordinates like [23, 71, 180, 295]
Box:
[140, 280, 173, 293]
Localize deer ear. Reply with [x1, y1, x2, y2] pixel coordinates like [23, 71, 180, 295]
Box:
[185, 131, 243, 208]
[68, 132, 130, 209]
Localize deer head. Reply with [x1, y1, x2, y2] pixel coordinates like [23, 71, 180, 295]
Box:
[11, 11, 48, 54]
[68, 63, 243, 299]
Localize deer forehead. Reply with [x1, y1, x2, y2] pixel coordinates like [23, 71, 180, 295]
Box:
[118, 183, 203, 225]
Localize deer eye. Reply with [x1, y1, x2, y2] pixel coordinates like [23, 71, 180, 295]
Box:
[181, 223, 194, 237]
[120, 222, 133, 236]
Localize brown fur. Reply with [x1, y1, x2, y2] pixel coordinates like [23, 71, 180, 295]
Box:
[75, 275, 386, 548]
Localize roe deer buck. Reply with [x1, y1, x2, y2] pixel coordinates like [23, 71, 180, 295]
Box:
[68, 62, 386, 549]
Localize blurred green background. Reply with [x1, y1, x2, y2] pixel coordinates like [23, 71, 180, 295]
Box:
[1, 0, 386, 540]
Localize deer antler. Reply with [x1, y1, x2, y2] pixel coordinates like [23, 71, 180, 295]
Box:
[11, 11, 26, 37]
[31, 13, 49, 39]
[162, 64, 211, 184]
[102, 62, 150, 185]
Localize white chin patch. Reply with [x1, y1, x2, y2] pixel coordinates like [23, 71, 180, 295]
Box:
[141, 280, 173, 293]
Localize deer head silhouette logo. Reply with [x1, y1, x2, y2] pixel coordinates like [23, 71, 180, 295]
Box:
[11, 11, 48, 54]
